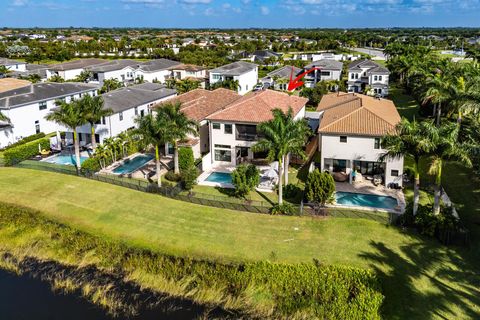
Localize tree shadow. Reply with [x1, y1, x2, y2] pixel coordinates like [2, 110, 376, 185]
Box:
[359, 239, 480, 319]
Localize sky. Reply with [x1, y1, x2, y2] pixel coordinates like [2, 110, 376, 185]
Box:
[1, 0, 480, 28]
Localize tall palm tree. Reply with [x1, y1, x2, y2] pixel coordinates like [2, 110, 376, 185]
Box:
[425, 121, 472, 215]
[94, 144, 109, 169]
[134, 113, 168, 186]
[156, 102, 197, 174]
[252, 108, 310, 205]
[103, 137, 119, 163]
[422, 72, 451, 126]
[380, 118, 435, 216]
[81, 94, 113, 149]
[45, 100, 86, 170]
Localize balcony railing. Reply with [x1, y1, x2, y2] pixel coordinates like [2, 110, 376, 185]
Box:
[236, 133, 259, 141]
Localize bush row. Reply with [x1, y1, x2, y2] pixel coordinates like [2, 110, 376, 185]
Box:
[1, 132, 46, 151]
[0, 202, 383, 319]
[3, 138, 50, 166]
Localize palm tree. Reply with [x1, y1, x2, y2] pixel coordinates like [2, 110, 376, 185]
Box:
[94, 144, 109, 169]
[156, 102, 198, 174]
[81, 95, 113, 149]
[252, 108, 310, 205]
[425, 121, 472, 215]
[422, 72, 451, 126]
[380, 118, 435, 216]
[134, 113, 168, 186]
[103, 137, 118, 163]
[45, 100, 86, 170]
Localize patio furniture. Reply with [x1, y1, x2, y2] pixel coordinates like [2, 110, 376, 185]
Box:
[354, 172, 363, 183]
[333, 172, 349, 182]
[373, 174, 383, 186]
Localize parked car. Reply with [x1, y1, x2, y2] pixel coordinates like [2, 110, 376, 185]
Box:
[253, 83, 264, 91]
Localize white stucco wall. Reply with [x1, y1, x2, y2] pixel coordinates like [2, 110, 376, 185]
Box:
[209, 67, 258, 95]
[319, 133, 403, 186]
[135, 69, 170, 83]
[6, 62, 26, 72]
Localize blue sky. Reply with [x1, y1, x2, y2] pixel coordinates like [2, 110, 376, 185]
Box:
[1, 0, 480, 28]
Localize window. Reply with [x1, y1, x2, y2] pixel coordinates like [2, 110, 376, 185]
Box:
[212, 74, 221, 80]
[374, 75, 378, 81]
[379, 75, 383, 81]
[246, 84, 248, 91]
[140, 110, 145, 117]
[214, 144, 231, 149]
[320, 71, 330, 76]
[212, 123, 221, 130]
[350, 73, 355, 80]
[102, 116, 106, 125]
[224, 124, 232, 134]
[391, 170, 399, 177]
[39, 101, 47, 110]
[374, 138, 381, 149]
[339, 136, 347, 143]
[35, 120, 40, 134]
[119, 112, 123, 121]
[134, 107, 138, 116]
[215, 149, 232, 162]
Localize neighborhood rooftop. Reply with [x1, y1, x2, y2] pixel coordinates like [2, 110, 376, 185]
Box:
[155, 88, 241, 122]
[87, 59, 139, 72]
[207, 89, 308, 123]
[0, 78, 31, 94]
[137, 59, 182, 72]
[266, 65, 302, 79]
[317, 92, 400, 136]
[102, 83, 176, 114]
[167, 64, 207, 72]
[0, 82, 100, 109]
[49, 58, 107, 71]
[0, 58, 24, 66]
[209, 61, 258, 76]
[305, 59, 343, 70]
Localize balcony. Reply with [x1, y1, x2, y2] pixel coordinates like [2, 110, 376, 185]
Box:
[236, 132, 259, 141]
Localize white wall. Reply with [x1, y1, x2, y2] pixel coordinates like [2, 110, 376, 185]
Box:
[319, 133, 403, 186]
[0, 90, 97, 148]
[209, 67, 258, 95]
[6, 62, 27, 72]
[135, 69, 170, 83]
[95, 66, 136, 85]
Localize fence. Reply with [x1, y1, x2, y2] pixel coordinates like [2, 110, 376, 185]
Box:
[9, 160, 396, 222]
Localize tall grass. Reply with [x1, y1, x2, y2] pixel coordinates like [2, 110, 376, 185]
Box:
[0, 202, 383, 319]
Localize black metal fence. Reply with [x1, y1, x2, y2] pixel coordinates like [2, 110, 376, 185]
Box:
[9, 160, 393, 223]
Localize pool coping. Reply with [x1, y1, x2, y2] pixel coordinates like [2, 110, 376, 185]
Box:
[41, 152, 90, 166]
[104, 153, 155, 175]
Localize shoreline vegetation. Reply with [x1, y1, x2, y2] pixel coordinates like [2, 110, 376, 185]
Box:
[0, 202, 383, 319]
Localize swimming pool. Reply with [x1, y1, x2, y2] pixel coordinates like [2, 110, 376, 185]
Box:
[204, 172, 232, 184]
[335, 192, 398, 210]
[112, 154, 154, 174]
[44, 154, 88, 166]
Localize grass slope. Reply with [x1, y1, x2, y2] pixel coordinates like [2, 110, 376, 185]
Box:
[0, 168, 478, 319]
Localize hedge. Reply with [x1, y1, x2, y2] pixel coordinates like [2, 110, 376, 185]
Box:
[178, 147, 194, 172]
[1, 132, 46, 151]
[3, 138, 50, 166]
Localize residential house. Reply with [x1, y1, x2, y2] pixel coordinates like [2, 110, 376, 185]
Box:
[316, 92, 403, 187]
[87, 59, 139, 85]
[167, 64, 208, 88]
[249, 50, 282, 65]
[0, 58, 27, 74]
[135, 59, 182, 83]
[261, 65, 302, 91]
[74, 83, 176, 146]
[206, 90, 308, 168]
[46, 59, 107, 81]
[347, 60, 390, 97]
[155, 88, 241, 158]
[302, 59, 343, 88]
[0, 81, 99, 148]
[209, 61, 258, 95]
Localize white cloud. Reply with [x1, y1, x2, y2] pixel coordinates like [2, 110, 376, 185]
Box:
[12, 0, 27, 6]
[260, 5, 270, 15]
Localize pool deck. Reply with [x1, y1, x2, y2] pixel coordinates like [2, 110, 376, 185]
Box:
[197, 164, 274, 190]
[41, 151, 90, 165]
[333, 181, 406, 214]
[100, 153, 172, 180]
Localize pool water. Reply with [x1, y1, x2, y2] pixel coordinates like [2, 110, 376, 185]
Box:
[112, 154, 154, 174]
[44, 154, 88, 166]
[205, 172, 232, 184]
[335, 192, 398, 210]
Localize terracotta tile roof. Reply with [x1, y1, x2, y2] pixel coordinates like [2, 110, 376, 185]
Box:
[207, 90, 308, 123]
[318, 92, 400, 136]
[155, 88, 241, 122]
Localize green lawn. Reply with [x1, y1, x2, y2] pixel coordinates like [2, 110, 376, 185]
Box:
[0, 167, 478, 319]
[388, 85, 422, 120]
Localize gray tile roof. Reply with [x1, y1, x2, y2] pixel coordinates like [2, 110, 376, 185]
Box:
[50, 59, 107, 71]
[0, 82, 100, 109]
[367, 66, 390, 75]
[87, 59, 140, 73]
[101, 83, 176, 114]
[266, 65, 302, 79]
[137, 59, 182, 72]
[348, 59, 380, 69]
[0, 58, 25, 67]
[305, 59, 343, 71]
[209, 61, 258, 76]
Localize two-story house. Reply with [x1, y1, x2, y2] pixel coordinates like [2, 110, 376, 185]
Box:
[0, 58, 27, 74]
[302, 59, 343, 88]
[347, 60, 390, 97]
[209, 61, 258, 95]
[316, 92, 403, 187]
[167, 64, 208, 88]
[206, 90, 308, 167]
[261, 65, 302, 91]
[74, 83, 176, 146]
[46, 59, 107, 81]
[0, 81, 99, 148]
[135, 59, 182, 83]
[87, 59, 139, 85]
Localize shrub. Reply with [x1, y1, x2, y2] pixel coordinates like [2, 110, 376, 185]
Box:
[181, 165, 198, 191]
[284, 183, 302, 199]
[80, 157, 101, 174]
[165, 171, 181, 182]
[305, 169, 335, 214]
[3, 138, 50, 166]
[178, 147, 194, 172]
[232, 164, 260, 198]
[2, 132, 46, 151]
[270, 203, 297, 215]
